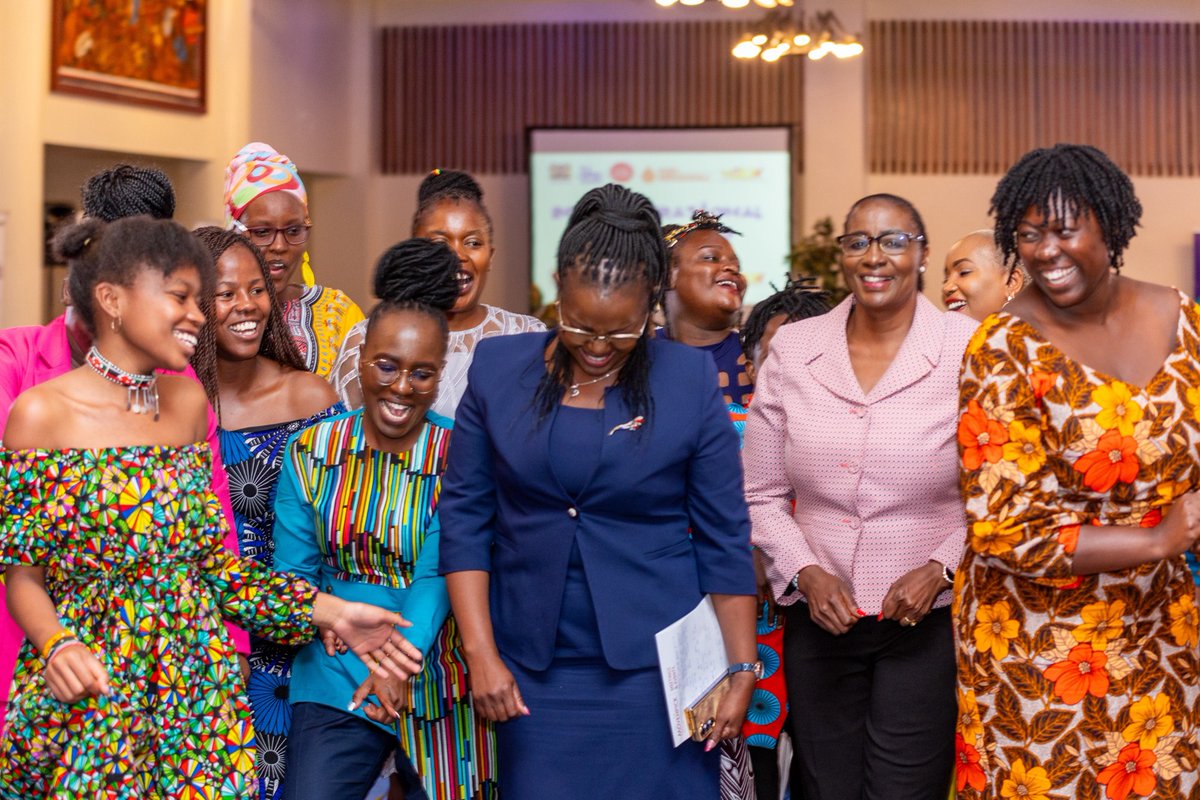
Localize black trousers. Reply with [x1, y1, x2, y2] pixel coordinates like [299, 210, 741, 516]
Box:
[783, 603, 955, 800]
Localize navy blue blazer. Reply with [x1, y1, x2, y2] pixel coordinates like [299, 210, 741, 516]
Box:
[438, 332, 755, 672]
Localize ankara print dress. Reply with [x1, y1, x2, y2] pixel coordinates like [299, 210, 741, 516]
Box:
[954, 293, 1200, 800]
[0, 444, 317, 799]
[218, 404, 342, 800]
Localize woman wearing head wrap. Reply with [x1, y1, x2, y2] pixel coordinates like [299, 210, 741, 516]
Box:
[223, 142, 364, 379]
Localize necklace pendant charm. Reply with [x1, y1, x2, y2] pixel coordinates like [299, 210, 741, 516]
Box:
[569, 385, 581, 398]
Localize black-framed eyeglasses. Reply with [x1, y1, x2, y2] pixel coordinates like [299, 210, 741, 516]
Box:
[556, 302, 648, 344]
[360, 357, 440, 394]
[836, 231, 925, 256]
[232, 218, 312, 247]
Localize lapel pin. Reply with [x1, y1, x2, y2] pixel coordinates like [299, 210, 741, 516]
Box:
[608, 416, 645, 436]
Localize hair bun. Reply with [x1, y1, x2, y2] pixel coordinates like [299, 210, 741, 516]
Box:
[418, 169, 483, 205]
[52, 217, 105, 262]
[372, 238, 460, 313]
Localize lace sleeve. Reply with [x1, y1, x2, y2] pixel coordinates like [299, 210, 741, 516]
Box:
[329, 319, 367, 411]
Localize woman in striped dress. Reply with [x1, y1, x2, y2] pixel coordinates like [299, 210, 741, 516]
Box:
[272, 239, 490, 799]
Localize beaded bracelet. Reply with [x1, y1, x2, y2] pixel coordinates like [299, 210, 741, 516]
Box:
[39, 628, 76, 660]
[44, 638, 85, 668]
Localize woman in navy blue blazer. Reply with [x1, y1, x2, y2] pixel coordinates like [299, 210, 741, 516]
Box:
[438, 184, 757, 799]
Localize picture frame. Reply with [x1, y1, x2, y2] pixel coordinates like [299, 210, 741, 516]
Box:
[50, 0, 207, 113]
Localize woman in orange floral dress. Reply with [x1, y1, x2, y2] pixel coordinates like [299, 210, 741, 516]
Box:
[955, 143, 1200, 800]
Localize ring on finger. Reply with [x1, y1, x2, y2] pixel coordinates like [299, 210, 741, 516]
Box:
[901, 616, 913, 626]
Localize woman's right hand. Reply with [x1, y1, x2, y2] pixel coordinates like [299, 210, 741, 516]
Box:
[465, 651, 529, 722]
[794, 565, 860, 635]
[1161, 492, 1200, 557]
[44, 643, 110, 703]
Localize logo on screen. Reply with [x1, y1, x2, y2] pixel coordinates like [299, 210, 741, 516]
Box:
[722, 167, 763, 181]
[549, 164, 571, 180]
[610, 163, 634, 182]
[581, 166, 602, 184]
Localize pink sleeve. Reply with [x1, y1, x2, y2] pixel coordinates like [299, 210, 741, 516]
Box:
[203, 396, 250, 655]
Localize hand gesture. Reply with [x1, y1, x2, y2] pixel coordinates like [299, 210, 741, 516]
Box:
[44, 642, 110, 704]
[349, 671, 409, 723]
[465, 651, 529, 722]
[794, 565, 860, 635]
[880, 562, 947, 627]
[326, 599, 423, 680]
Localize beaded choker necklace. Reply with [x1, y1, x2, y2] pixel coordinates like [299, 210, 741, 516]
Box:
[85, 346, 159, 420]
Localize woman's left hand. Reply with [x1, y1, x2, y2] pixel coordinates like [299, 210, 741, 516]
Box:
[706, 671, 757, 751]
[879, 562, 949, 627]
[315, 596, 423, 679]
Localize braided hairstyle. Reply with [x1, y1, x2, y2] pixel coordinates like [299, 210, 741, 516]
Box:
[412, 169, 493, 237]
[189, 226, 306, 414]
[989, 143, 1141, 272]
[533, 183, 668, 421]
[366, 238, 460, 343]
[740, 275, 831, 361]
[57, 216, 212, 337]
[843, 193, 930, 292]
[81, 164, 176, 222]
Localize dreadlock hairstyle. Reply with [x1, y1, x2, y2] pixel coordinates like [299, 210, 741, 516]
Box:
[661, 209, 743, 256]
[989, 143, 1141, 273]
[740, 275, 831, 362]
[365, 238, 460, 344]
[81, 164, 176, 222]
[58, 216, 212, 338]
[189, 226, 305, 416]
[412, 168, 493, 237]
[533, 183, 668, 422]
[844, 193, 930, 291]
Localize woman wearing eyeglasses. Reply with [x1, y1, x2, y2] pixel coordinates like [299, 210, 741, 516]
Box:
[742, 193, 976, 799]
[270, 239, 464, 800]
[223, 142, 364, 379]
[438, 184, 757, 799]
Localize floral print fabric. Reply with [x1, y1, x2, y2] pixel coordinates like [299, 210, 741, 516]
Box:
[0, 444, 317, 799]
[954, 293, 1200, 800]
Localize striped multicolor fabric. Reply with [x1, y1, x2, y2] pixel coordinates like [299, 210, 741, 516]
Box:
[289, 412, 498, 799]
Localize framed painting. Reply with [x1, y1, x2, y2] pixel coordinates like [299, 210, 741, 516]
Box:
[51, 0, 207, 113]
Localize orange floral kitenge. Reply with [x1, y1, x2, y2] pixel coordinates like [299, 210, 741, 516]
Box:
[955, 293, 1200, 799]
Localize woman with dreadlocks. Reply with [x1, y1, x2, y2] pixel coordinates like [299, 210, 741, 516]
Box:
[190, 227, 343, 800]
[744, 193, 975, 800]
[438, 184, 756, 798]
[954, 144, 1200, 799]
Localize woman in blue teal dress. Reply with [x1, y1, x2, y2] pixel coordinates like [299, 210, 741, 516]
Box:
[190, 228, 343, 800]
[272, 239, 489, 800]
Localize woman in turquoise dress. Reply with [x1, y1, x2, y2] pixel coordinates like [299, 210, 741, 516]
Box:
[191, 227, 343, 800]
[273, 239, 478, 800]
[0, 217, 422, 798]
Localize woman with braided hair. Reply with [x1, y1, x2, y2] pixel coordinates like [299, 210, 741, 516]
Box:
[330, 169, 544, 418]
[438, 184, 756, 798]
[190, 227, 343, 800]
[954, 143, 1200, 798]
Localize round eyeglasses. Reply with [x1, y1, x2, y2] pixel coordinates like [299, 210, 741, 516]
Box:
[556, 302, 648, 345]
[361, 359, 440, 394]
[836, 231, 925, 256]
[232, 218, 312, 247]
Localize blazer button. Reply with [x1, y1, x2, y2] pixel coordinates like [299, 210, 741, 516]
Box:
[568, 507, 578, 518]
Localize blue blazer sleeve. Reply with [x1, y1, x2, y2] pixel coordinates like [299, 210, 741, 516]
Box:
[687, 358, 757, 597]
[401, 511, 451, 657]
[271, 437, 323, 588]
[438, 363, 498, 574]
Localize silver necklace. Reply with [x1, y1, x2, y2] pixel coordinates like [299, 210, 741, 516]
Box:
[568, 368, 617, 398]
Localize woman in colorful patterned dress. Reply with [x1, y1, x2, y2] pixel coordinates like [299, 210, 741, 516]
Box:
[273, 239, 480, 800]
[955, 143, 1200, 799]
[0, 216, 422, 798]
[330, 169, 544, 419]
[190, 227, 344, 800]
[223, 143, 364, 379]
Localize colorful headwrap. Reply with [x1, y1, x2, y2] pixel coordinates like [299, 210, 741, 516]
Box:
[222, 142, 308, 226]
[663, 209, 742, 249]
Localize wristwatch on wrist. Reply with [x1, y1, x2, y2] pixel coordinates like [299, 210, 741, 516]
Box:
[727, 661, 765, 680]
[938, 562, 954, 586]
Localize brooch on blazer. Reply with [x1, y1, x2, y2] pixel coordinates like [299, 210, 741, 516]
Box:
[608, 416, 645, 436]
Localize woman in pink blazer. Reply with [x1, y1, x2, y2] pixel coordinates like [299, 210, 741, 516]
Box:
[743, 194, 976, 800]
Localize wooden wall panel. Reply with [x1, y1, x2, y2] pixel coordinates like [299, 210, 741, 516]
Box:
[380, 21, 805, 175]
[869, 20, 1200, 176]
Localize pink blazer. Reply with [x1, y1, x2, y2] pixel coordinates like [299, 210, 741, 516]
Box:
[0, 315, 247, 704]
[743, 294, 977, 614]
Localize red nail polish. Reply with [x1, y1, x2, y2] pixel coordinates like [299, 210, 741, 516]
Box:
[876, 613, 884, 621]
[856, 608, 865, 616]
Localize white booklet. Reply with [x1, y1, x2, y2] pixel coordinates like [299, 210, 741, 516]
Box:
[655, 595, 728, 747]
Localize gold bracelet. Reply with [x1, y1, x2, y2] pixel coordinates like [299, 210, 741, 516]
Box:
[39, 628, 76, 659]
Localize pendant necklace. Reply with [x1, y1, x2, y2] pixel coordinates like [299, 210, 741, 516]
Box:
[568, 367, 617, 398]
[85, 346, 160, 420]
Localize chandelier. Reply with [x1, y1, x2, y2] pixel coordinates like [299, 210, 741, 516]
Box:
[731, 10, 863, 61]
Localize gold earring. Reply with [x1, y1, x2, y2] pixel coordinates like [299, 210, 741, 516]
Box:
[111, 315, 123, 332]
